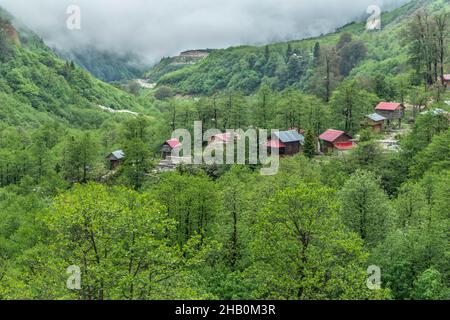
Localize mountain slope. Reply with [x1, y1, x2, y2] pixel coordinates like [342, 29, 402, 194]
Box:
[0, 7, 156, 128]
[147, 0, 445, 95]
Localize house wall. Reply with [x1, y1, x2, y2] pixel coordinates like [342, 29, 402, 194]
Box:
[161, 144, 173, 159]
[373, 123, 382, 133]
[322, 141, 334, 154]
[321, 135, 352, 154]
[110, 159, 121, 170]
[368, 120, 384, 133]
[284, 142, 300, 156]
[268, 147, 286, 156]
[376, 108, 404, 120]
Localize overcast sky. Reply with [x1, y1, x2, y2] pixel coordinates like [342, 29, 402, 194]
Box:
[0, 0, 410, 63]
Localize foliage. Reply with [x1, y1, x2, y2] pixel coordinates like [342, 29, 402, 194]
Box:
[0, 0, 449, 301]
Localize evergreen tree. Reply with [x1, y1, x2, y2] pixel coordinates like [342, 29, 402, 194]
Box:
[313, 42, 321, 61]
[303, 130, 317, 158]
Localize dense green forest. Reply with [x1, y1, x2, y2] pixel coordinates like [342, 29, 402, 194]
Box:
[0, 0, 449, 300]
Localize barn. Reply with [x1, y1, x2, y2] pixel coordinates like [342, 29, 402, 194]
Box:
[319, 129, 355, 154]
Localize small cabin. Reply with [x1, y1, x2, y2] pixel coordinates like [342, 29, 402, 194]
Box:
[161, 139, 182, 159]
[265, 130, 305, 156]
[106, 150, 125, 170]
[375, 102, 405, 128]
[366, 113, 386, 133]
[443, 74, 450, 89]
[319, 129, 355, 154]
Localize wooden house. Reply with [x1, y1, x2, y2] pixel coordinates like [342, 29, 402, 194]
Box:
[161, 139, 182, 159]
[319, 129, 355, 154]
[375, 102, 405, 127]
[443, 74, 450, 88]
[365, 113, 386, 133]
[265, 130, 305, 156]
[106, 150, 125, 170]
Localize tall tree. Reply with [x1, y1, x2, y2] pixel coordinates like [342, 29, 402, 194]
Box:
[303, 130, 317, 159]
[331, 80, 378, 133]
[12, 183, 208, 300]
[313, 42, 321, 63]
[433, 12, 449, 85]
[338, 170, 393, 246]
[63, 133, 98, 183]
[122, 139, 151, 190]
[247, 183, 386, 299]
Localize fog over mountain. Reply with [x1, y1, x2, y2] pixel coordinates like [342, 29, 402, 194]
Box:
[0, 0, 411, 63]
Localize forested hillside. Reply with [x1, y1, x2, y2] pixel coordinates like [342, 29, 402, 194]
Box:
[0, 0, 449, 301]
[149, 0, 445, 97]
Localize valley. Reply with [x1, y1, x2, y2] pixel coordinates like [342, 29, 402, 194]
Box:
[0, 0, 449, 301]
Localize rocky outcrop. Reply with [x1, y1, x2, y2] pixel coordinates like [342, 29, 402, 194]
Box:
[0, 19, 20, 45]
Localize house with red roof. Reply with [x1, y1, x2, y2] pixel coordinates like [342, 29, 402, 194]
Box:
[161, 139, 182, 159]
[319, 129, 355, 154]
[443, 74, 450, 88]
[375, 102, 405, 128]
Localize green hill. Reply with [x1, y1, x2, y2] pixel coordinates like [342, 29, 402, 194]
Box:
[0, 0, 449, 301]
[0, 7, 157, 129]
[148, 0, 447, 96]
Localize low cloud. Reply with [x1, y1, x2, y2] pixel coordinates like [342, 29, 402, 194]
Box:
[0, 0, 410, 63]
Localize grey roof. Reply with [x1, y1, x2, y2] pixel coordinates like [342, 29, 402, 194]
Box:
[107, 150, 125, 160]
[274, 130, 305, 144]
[367, 113, 386, 122]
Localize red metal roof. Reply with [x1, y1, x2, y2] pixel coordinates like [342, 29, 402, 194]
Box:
[319, 129, 345, 142]
[213, 132, 233, 143]
[166, 139, 181, 149]
[334, 142, 356, 150]
[265, 139, 286, 149]
[375, 102, 402, 111]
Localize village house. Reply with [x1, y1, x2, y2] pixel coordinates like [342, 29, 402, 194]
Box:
[265, 130, 305, 156]
[161, 139, 182, 159]
[443, 74, 450, 88]
[319, 129, 355, 154]
[365, 113, 386, 133]
[106, 150, 125, 170]
[375, 102, 405, 128]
